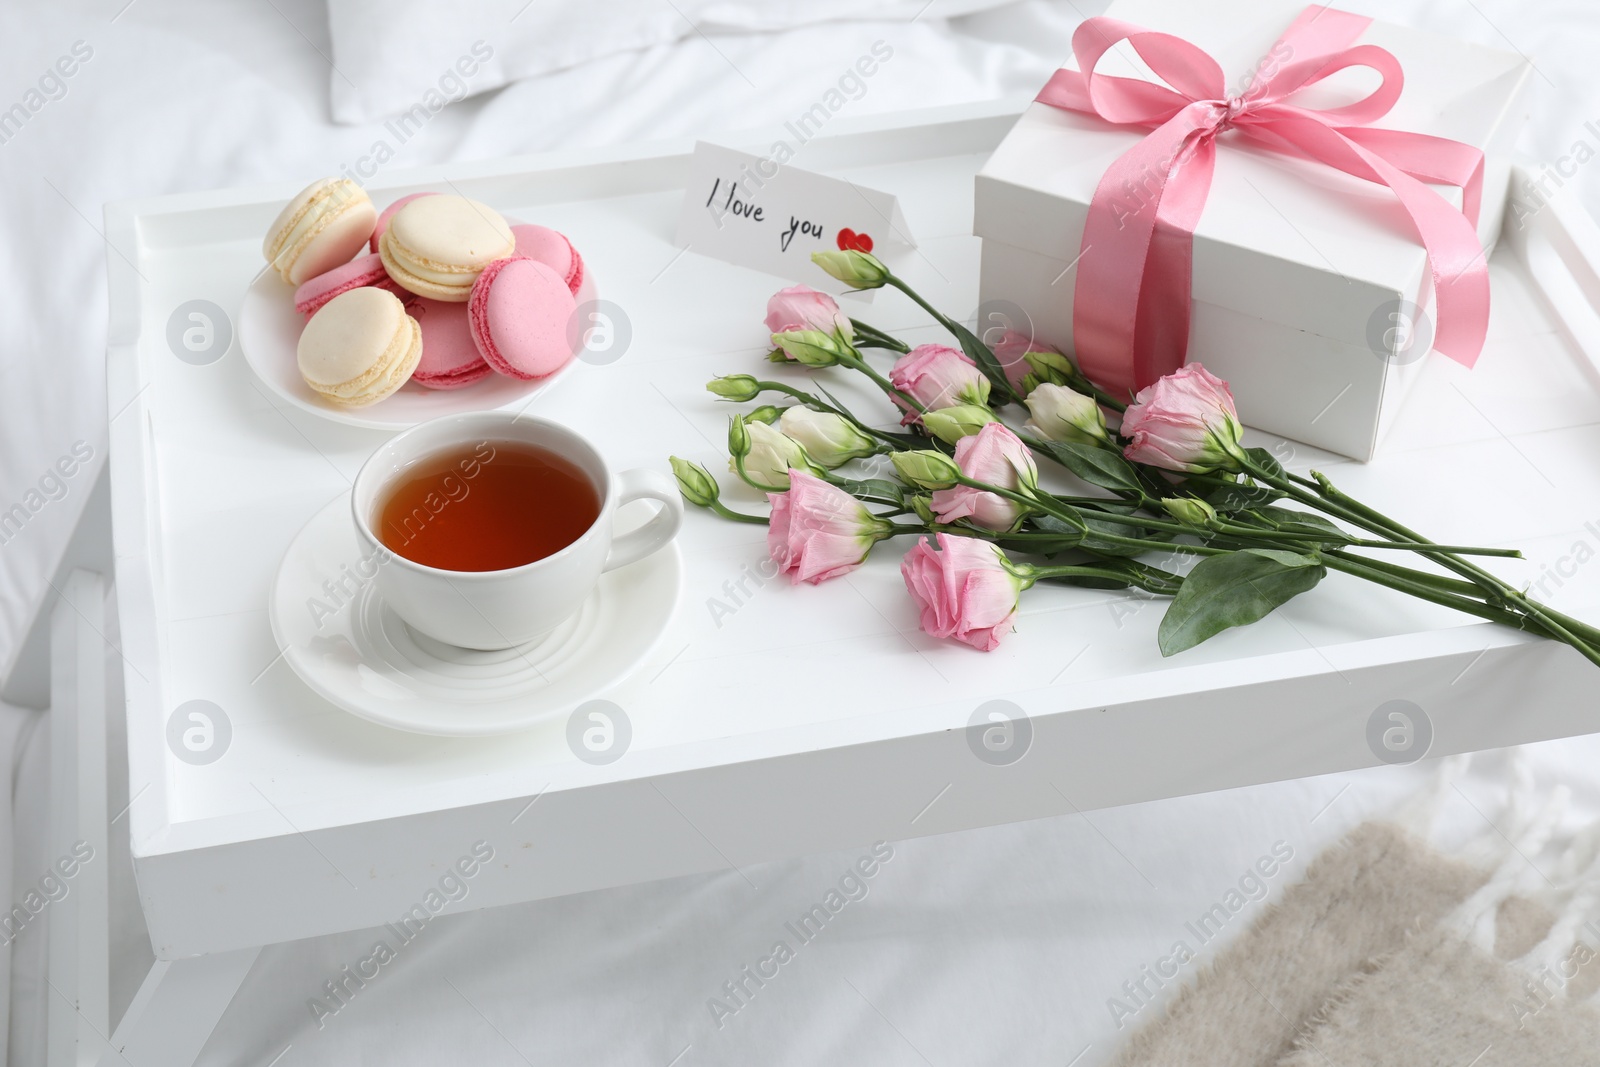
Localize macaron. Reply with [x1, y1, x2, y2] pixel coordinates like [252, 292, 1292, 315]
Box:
[293, 252, 404, 317]
[379, 194, 515, 302]
[369, 191, 437, 253]
[263, 178, 377, 286]
[407, 298, 491, 390]
[511, 224, 584, 295]
[467, 256, 579, 380]
[297, 287, 421, 407]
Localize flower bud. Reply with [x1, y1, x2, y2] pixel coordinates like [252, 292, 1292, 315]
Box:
[707, 374, 761, 402]
[777, 406, 877, 468]
[771, 329, 845, 367]
[909, 494, 936, 525]
[1023, 349, 1076, 388]
[731, 418, 814, 489]
[1161, 497, 1218, 527]
[811, 250, 889, 289]
[922, 404, 1000, 444]
[1024, 383, 1109, 446]
[892, 450, 963, 490]
[669, 457, 720, 508]
[727, 413, 752, 460]
[747, 405, 784, 424]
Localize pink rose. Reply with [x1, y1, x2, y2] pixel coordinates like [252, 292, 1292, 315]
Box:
[929, 422, 1038, 532]
[765, 285, 852, 340]
[767, 470, 891, 585]
[988, 328, 1055, 394]
[989, 328, 1032, 393]
[888, 344, 989, 422]
[900, 534, 1026, 651]
[1120, 363, 1246, 473]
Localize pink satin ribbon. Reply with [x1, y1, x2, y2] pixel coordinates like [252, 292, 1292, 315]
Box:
[1034, 5, 1488, 396]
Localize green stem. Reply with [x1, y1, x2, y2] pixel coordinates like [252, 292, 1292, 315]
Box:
[1243, 459, 1600, 665]
[1029, 562, 1181, 596]
[1322, 550, 1488, 599]
[849, 319, 911, 353]
[1211, 519, 1521, 558]
[953, 476, 1225, 558]
[1067, 375, 1129, 415]
[882, 277, 967, 352]
[1323, 554, 1556, 637]
[709, 500, 769, 525]
[731, 451, 788, 495]
[1305, 471, 1600, 651]
[840, 353, 926, 414]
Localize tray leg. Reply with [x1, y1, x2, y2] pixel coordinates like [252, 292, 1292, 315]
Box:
[94, 947, 261, 1067]
[47, 569, 110, 1066]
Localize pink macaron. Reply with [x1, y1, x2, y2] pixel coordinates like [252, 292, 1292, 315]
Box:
[407, 298, 492, 390]
[369, 192, 439, 254]
[293, 252, 403, 317]
[510, 224, 584, 295]
[467, 256, 578, 381]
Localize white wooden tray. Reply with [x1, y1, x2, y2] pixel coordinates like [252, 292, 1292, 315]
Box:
[104, 98, 1600, 960]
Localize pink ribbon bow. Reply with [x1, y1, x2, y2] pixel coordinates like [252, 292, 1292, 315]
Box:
[1035, 5, 1488, 396]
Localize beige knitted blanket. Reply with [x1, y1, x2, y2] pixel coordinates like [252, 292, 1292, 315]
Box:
[1111, 759, 1600, 1067]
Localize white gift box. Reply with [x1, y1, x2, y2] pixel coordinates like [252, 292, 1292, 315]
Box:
[974, 0, 1531, 460]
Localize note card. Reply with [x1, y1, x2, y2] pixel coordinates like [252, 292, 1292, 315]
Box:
[674, 141, 915, 294]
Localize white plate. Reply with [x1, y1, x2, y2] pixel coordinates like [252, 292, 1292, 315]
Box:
[238, 255, 593, 431]
[268, 495, 683, 736]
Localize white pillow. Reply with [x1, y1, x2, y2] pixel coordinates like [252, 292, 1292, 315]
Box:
[325, 0, 1023, 124]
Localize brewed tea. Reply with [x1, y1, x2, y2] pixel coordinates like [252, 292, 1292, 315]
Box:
[376, 440, 600, 571]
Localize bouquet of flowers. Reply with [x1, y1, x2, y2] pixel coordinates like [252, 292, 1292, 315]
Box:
[670, 250, 1600, 666]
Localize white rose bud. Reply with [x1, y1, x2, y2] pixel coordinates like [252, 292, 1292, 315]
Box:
[730, 418, 812, 489]
[777, 406, 877, 468]
[1024, 383, 1109, 446]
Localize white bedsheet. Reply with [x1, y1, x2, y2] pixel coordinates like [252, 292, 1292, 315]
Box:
[1, 0, 1598, 1064]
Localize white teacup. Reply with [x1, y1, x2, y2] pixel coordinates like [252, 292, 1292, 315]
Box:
[351, 412, 682, 650]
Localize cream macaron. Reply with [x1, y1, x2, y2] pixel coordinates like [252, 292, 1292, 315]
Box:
[379, 194, 515, 302]
[296, 287, 421, 407]
[263, 178, 378, 285]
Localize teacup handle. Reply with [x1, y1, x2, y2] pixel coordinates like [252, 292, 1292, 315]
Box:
[604, 468, 685, 572]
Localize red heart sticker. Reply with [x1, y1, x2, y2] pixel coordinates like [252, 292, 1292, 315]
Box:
[836, 228, 874, 253]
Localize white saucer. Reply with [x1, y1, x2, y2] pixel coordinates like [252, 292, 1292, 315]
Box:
[268, 495, 683, 736]
[239, 248, 594, 431]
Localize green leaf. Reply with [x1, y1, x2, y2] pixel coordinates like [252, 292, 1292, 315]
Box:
[1243, 447, 1286, 479]
[1027, 437, 1143, 495]
[1204, 479, 1285, 512]
[994, 536, 1084, 558]
[1033, 506, 1175, 558]
[1019, 513, 1087, 552]
[1248, 506, 1345, 540]
[1079, 512, 1175, 557]
[1158, 549, 1326, 656]
[950, 321, 1018, 405]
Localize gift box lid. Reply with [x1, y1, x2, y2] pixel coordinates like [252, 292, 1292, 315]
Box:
[974, 0, 1532, 347]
